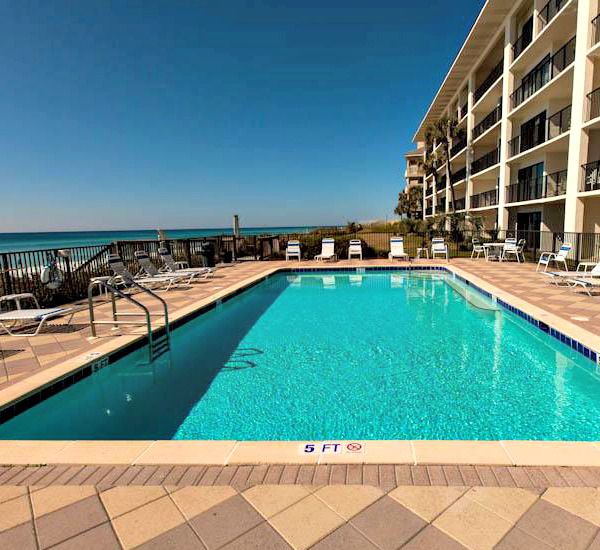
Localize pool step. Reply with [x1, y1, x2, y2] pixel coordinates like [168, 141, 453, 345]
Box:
[151, 333, 171, 360]
[445, 278, 500, 312]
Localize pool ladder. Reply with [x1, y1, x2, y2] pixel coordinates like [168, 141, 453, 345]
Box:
[87, 279, 171, 363]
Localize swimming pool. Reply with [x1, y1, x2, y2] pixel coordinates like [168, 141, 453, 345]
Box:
[1, 269, 600, 441]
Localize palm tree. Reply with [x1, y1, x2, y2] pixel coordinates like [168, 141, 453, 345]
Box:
[394, 185, 422, 219]
[431, 116, 463, 213]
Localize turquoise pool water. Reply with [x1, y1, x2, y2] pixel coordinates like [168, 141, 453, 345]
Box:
[1, 270, 600, 441]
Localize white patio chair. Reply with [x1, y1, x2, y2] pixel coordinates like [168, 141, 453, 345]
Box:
[537, 243, 572, 272]
[285, 240, 301, 261]
[543, 262, 600, 285]
[314, 239, 337, 262]
[157, 248, 214, 277]
[134, 251, 197, 286]
[348, 240, 363, 260]
[431, 238, 449, 260]
[471, 238, 486, 259]
[388, 237, 409, 261]
[502, 239, 526, 263]
[0, 293, 74, 337]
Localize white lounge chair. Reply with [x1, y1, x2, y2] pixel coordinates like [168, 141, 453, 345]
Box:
[0, 293, 74, 336]
[543, 262, 600, 285]
[431, 238, 449, 260]
[388, 237, 409, 261]
[158, 248, 214, 277]
[108, 254, 182, 291]
[134, 251, 198, 285]
[502, 239, 526, 263]
[314, 239, 337, 262]
[285, 240, 301, 261]
[348, 240, 363, 260]
[569, 271, 600, 296]
[537, 243, 572, 272]
[471, 238, 485, 260]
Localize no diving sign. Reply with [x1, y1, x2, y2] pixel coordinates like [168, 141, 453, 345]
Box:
[300, 442, 365, 455]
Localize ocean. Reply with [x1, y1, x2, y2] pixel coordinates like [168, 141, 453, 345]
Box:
[0, 227, 329, 253]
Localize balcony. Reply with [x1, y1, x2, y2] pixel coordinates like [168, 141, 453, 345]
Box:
[513, 28, 533, 62]
[451, 167, 467, 185]
[582, 161, 600, 192]
[426, 184, 433, 196]
[450, 198, 466, 211]
[474, 59, 504, 103]
[593, 14, 600, 47]
[538, 0, 568, 32]
[425, 206, 433, 216]
[510, 37, 575, 109]
[471, 148, 499, 175]
[436, 178, 447, 192]
[508, 104, 571, 158]
[459, 101, 468, 120]
[506, 170, 567, 203]
[472, 104, 502, 140]
[437, 202, 446, 213]
[450, 136, 467, 158]
[470, 189, 498, 209]
[587, 87, 600, 121]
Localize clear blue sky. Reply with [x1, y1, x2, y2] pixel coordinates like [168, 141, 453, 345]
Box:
[0, 0, 484, 232]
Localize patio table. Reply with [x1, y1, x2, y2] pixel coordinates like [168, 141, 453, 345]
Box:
[483, 242, 506, 262]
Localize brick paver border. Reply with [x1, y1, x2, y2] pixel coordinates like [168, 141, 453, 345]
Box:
[0, 464, 599, 489]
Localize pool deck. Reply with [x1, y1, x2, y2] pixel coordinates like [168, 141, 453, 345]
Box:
[1, 258, 600, 473]
[2, 473, 600, 549]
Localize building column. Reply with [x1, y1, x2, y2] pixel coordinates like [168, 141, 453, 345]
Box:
[497, 16, 514, 231]
[564, 0, 593, 233]
[465, 73, 475, 214]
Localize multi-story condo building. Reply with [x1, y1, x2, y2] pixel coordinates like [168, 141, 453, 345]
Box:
[416, 0, 600, 235]
[404, 142, 426, 193]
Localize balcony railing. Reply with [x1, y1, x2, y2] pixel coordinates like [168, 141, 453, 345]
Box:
[451, 167, 467, 185]
[506, 169, 568, 203]
[510, 37, 575, 109]
[450, 136, 467, 157]
[538, 0, 568, 32]
[425, 206, 433, 216]
[459, 101, 468, 119]
[508, 104, 571, 157]
[582, 161, 600, 192]
[436, 178, 447, 192]
[513, 28, 533, 61]
[451, 198, 466, 211]
[587, 87, 600, 121]
[437, 202, 446, 213]
[474, 59, 504, 103]
[470, 189, 498, 209]
[471, 148, 499, 174]
[426, 184, 433, 196]
[472, 104, 502, 140]
[593, 13, 600, 47]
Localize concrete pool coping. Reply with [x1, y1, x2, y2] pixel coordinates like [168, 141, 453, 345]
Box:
[1, 261, 600, 467]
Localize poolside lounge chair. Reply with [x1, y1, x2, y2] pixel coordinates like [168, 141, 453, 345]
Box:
[0, 293, 74, 336]
[157, 248, 214, 277]
[471, 238, 485, 260]
[542, 262, 600, 285]
[108, 254, 182, 291]
[388, 237, 409, 261]
[285, 240, 301, 261]
[568, 272, 600, 296]
[431, 238, 449, 260]
[348, 240, 363, 260]
[134, 251, 198, 285]
[502, 239, 526, 263]
[314, 239, 337, 262]
[537, 243, 572, 272]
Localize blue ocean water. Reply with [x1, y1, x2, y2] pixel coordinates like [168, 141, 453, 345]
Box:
[0, 226, 326, 253]
[1, 271, 600, 441]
